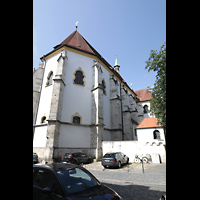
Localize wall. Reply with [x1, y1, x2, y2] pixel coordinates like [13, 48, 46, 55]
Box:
[102, 139, 166, 163]
[35, 53, 60, 125]
[33, 126, 47, 147]
[61, 51, 93, 124]
[59, 124, 91, 148]
[136, 127, 165, 145]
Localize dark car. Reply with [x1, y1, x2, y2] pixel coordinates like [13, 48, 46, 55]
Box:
[33, 163, 123, 200]
[101, 152, 129, 168]
[33, 152, 39, 164]
[61, 152, 92, 164]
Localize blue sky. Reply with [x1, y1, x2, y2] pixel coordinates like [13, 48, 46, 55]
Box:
[33, 0, 166, 91]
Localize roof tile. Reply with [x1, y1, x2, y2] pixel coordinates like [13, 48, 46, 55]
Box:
[136, 117, 162, 129]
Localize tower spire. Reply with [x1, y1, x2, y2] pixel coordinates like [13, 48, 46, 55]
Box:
[114, 55, 120, 73]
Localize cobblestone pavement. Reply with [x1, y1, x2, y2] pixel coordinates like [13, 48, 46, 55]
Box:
[82, 162, 166, 200]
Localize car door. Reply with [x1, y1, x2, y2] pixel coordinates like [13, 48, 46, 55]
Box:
[77, 153, 86, 163]
[33, 168, 65, 200]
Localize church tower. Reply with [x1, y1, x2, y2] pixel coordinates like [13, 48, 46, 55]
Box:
[114, 57, 120, 73]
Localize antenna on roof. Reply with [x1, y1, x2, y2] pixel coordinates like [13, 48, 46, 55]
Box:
[75, 21, 79, 30]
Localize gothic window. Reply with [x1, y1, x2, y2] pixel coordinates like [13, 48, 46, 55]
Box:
[102, 79, 106, 95]
[41, 116, 46, 124]
[46, 71, 53, 86]
[143, 105, 148, 113]
[71, 113, 82, 124]
[153, 130, 160, 139]
[73, 68, 85, 86]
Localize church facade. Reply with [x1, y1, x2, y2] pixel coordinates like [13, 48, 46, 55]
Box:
[33, 30, 154, 162]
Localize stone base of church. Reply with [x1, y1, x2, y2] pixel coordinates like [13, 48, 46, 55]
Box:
[33, 147, 103, 163]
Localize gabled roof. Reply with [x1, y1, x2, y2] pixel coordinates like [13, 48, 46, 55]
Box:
[134, 88, 152, 102]
[53, 30, 96, 55]
[40, 30, 137, 96]
[136, 117, 162, 129]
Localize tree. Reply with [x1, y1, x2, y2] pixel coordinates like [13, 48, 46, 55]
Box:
[145, 42, 166, 141]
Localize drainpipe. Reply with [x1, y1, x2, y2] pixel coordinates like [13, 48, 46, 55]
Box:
[33, 56, 46, 139]
[119, 82, 124, 140]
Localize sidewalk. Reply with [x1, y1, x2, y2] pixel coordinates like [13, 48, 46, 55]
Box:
[82, 161, 165, 173]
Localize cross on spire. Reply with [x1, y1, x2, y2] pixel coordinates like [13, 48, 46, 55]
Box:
[75, 21, 79, 30]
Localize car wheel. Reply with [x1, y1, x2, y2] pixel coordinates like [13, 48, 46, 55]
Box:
[126, 158, 129, 164]
[118, 161, 121, 168]
[87, 158, 91, 163]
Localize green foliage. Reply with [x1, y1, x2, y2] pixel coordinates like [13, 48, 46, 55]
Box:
[145, 42, 166, 135]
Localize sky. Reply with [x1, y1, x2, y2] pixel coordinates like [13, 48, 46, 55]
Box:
[33, 0, 166, 91]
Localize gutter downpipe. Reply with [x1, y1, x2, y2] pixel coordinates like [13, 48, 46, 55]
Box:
[119, 82, 124, 140]
[33, 56, 46, 139]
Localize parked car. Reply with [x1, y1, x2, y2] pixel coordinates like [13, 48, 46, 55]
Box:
[101, 152, 129, 168]
[33, 152, 39, 164]
[33, 163, 123, 200]
[61, 152, 92, 164]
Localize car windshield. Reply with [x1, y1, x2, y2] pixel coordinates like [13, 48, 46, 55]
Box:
[103, 153, 115, 158]
[56, 167, 98, 194]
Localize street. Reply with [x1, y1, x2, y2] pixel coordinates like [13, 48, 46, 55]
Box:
[83, 162, 166, 200]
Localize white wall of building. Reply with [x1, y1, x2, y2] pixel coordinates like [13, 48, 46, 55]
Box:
[61, 51, 93, 124]
[35, 53, 60, 125]
[102, 139, 166, 163]
[136, 127, 165, 145]
[102, 66, 111, 129]
[59, 124, 91, 148]
[33, 126, 47, 147]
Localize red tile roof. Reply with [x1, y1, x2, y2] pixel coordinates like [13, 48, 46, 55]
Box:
[54, 30, 96, 55]
[42, 30, 138, 96]
[136, 117, 162, 129]
[134, 88, 152, 102]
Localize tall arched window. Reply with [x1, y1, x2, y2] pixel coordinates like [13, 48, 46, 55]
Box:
[46, 71, 53, 86]
[102, 79, 106, 95]
[73, 68, 85, 86]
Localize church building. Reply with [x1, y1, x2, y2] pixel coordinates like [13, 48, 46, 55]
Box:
[33, 29, 156, 162]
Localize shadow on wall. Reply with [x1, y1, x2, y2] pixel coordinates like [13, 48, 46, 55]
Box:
[102, 182, 165, 200]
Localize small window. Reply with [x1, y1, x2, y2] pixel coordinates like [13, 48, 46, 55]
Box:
[102, 79, 106, 95]
[41, 116, 46, 124]
[143, 105, 148, 113]
[73, 116, 80, 124]
[46, 71, 53, 86]
[71, 113, 82, 124]
[153, 130, 160, 139]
